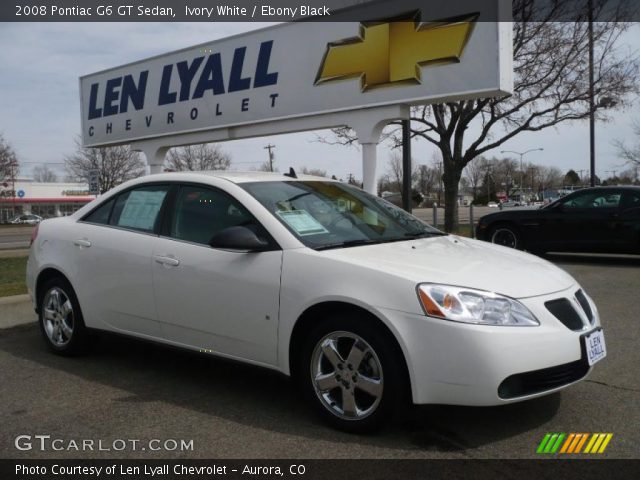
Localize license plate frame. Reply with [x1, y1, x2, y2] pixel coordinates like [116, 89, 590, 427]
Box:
[583, 328, 606, 366]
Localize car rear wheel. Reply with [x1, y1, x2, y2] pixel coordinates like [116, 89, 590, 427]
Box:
[489, 224, 521, 249]
[297, 313, 407, 433]
[38, 277, 90, 355]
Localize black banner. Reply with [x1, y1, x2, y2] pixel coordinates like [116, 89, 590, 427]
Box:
[3, 459, 640, 480]
[1, 0, 639, 22]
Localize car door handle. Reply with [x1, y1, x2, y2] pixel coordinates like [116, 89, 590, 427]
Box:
[154, 255, 180, 267]
[73, 239, 91, 248]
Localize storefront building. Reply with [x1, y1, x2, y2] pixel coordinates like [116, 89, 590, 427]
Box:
[0, 178, 94, 223]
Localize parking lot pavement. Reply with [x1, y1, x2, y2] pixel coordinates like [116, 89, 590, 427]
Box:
[0, 255, 638, 459]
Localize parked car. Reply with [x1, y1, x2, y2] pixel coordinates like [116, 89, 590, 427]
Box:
[27, 172, 606, 432]
[10, 214, 42, 225]
[500, 200, 524, 208]
[476, 186, 640, 254]
[487, 201, 499, 208]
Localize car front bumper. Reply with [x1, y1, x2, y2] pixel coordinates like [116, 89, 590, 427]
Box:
[379, 286, 601, 406]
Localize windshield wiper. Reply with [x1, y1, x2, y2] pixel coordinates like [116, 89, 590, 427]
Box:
[315, 239, 383, 251]
[403, 231, 448, 238]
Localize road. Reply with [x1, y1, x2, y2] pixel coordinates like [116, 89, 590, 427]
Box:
[0, 226, 32, 250]
[413, 205, 511, 227]
[0, 254, 638, 459]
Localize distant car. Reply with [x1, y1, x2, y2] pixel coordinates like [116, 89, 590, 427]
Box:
[500, 200, 523, 208]
[476, 186, 640, 254]
[10, 214, 42, 225]
[487, 202, 499, 208]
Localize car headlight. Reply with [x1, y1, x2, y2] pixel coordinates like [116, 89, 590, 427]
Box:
[417, 284, 539, 326]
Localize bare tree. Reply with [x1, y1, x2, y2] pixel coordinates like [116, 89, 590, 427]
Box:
[32, 165, 58, 183]
[492, 158, 520, 198]
[301, 167, 328, 177]
[415, 164, 439, 197]
[255, 160, 279, 172]
[321, 2, 638, 231]
[385, 153, 420, 193]
[613, 119, 640, 166]
[65, 139, 145, 194]
[463, 156, 490, 200]
[166, 144, 231, 171]
[0, 134, 19, 182]
[537, 165, 564, 190]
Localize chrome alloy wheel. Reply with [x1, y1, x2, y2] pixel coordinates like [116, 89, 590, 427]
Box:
[491, 228, 518, 248]
[42, 287, 74, 347]
[310, 331, 383, 420]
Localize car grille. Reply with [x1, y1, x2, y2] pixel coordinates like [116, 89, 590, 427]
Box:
[498, 358, 590, 399]
[575, 289, 594, 323]
[545, 289, 595, 331]
[545, 298, 584, 330]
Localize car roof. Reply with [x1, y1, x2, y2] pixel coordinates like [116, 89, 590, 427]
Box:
[576, 185, 640, 191]
[149, 171, 333, 184]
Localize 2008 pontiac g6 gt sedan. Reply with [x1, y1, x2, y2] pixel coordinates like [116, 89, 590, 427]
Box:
[26, 172, 607, 432]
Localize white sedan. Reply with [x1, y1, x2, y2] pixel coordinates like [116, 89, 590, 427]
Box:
[26, 172, 606, 432]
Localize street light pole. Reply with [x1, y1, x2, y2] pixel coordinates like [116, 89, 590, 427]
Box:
[588, 0, 596, 187]
[500, 148, 544, 202]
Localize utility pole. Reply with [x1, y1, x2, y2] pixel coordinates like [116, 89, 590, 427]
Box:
[588, 0, 596, 187]
[264, 144, 276, 172]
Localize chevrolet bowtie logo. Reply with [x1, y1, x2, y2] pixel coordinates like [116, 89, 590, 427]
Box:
[316, 14, 478, 91]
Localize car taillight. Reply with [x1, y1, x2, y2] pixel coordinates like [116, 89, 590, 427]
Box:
[30, 224, 39, 246]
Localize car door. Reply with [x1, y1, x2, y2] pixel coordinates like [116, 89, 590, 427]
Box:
[73, 183, 170, 337]
[540, 189, 621, 252]
[616, 189, 640, 252]
[152, 183, 283, 366]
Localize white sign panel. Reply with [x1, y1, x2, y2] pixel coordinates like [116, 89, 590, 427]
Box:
[80, 5, 511, 147]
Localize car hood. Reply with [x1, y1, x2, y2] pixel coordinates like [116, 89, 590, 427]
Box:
[320, 235, 575, 299]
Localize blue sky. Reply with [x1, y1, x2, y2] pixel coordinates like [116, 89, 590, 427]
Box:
[0, 22, 638, 182]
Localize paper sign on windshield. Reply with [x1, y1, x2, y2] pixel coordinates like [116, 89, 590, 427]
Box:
[276, 210, 329, 236]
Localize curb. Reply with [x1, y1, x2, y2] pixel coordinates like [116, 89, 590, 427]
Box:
[0, 294, 36, 329]
[0, 294, 30, 305]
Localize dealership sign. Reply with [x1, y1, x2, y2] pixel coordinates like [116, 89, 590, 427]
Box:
[80, 5, 512, 147]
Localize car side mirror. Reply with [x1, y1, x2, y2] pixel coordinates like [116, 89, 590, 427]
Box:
[209, 226, 269, 252]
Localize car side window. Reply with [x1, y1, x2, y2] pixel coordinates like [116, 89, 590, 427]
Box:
[620, 191, 640, 211]
[169, 185, 265, 246]
[109, 185, 170, 233]
[83, 199, 115, 225]
[561, 191, 621, 209]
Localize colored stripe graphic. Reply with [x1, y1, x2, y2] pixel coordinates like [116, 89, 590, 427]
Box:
[537, 433, 613, 454]
[537, 433, 565, 454]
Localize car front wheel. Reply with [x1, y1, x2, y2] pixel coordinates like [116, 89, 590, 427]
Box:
[298, 314, 407, 432]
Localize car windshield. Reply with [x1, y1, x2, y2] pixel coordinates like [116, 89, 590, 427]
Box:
[241, 181, 445, 250]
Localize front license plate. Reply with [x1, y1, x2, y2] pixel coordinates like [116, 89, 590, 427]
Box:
[584, 329, 606, 366]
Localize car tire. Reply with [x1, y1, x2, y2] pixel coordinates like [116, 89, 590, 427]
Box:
[38, 277, 91, 356]
[295, 312, 408, 433]
[488, 223, 522, 250]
